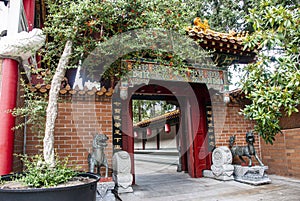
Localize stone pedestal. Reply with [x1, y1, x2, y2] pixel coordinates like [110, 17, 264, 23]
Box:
[113, 174, 133, 194]
[203, 146, 234, 181]
[96, 179, 115, 201]
[112, 151, 133, 194]
[234, 165, 271, 185]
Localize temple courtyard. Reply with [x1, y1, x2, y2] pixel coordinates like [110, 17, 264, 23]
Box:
[118, 151, 300, 201]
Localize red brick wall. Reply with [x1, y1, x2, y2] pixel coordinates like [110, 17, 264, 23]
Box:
[280, 105, 300, 129]
[211, 94, 259, 164]
[212, 95, 256, 145]
[26, 96, 113, 175]
[261, 128, 300, 178]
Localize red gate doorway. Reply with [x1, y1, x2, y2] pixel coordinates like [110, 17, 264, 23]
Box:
[115, 81, 213, 183]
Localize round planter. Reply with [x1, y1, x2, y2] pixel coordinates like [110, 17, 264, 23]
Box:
[0, 172, 100, 201]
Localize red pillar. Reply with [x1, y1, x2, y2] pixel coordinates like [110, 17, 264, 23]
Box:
[0, 59, 19, 175]
[23, 0, 35, 31]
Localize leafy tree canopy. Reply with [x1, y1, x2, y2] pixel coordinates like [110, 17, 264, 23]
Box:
[43, 0, 205, 75]
[241, 0, 299, 144]
[196, 0, 298, 32]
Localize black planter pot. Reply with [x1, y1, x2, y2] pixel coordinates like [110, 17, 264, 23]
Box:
[0, 172, 100, 201]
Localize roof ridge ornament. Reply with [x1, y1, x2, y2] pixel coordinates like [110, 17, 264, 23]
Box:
[187, 18, 249, 39]
[193, 17, 210, 33]
[186, 18, 256, 64]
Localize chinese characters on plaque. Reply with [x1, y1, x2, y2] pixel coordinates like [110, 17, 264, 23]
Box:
[123, 60, 226, 87]
[206, 104, 215, 152]
[113, 98, 122, 151]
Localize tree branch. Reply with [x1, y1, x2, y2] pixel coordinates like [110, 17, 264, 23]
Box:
[43, 40, 72, 167]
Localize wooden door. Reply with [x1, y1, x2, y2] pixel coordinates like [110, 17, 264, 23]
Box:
[191, 85, 211, 177]
[191, 96, 208, 177]
[186, 84, 210, 178]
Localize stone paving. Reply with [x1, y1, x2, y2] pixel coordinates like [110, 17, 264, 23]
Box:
[118, 153, 300, 201]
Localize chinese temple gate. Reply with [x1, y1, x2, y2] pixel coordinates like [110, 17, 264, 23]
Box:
[111, 59, 221, 178]
[106, 19, 256, 180]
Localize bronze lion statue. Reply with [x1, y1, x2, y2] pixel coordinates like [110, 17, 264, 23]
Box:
[229, 131, 264, 167]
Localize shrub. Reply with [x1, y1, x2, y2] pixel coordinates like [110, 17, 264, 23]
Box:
[17, 155, 78, 188]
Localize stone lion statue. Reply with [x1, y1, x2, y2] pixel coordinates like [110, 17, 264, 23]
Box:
[88, 134, 109, 177]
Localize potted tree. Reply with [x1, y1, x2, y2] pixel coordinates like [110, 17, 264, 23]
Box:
[0, 8, 101, 201]
[0, 1, 107, 200]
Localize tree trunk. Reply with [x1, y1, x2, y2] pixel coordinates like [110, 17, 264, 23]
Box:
[43, 41, 72, 167]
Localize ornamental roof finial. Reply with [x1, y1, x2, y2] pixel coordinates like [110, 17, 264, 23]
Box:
[193, 17, 210, 32]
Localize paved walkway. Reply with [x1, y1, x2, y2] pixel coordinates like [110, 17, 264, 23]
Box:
[119, 152, 300, 201]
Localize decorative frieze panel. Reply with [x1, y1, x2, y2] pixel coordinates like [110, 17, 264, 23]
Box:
[123, 60, 227, 90]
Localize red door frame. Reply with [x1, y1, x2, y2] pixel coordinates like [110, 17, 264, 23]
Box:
[185, 98, 196, 177]
[120, 98, 135, 184]
[120, 82, 212, 182]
